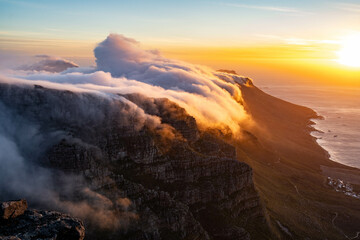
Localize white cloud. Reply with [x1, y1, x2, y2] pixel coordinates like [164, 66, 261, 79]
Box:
[0, 33, 255, 229]
[222, 3, 311, 15]
[6, 34, 252, 134]
[18, 55, 79, 73]
[337, 3, 360, 13]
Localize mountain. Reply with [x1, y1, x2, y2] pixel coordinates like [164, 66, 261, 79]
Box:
[1, 34, 360, 240]
[238, 83, 360, 239]
[2, 76, 360, 240]
[0, 82, 270, 239]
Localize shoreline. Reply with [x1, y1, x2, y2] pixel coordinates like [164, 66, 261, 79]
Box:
[308, 114, 336, 165]
[310, 113, 360, 171]
[258, 84, 360, 170]
[239, 84, 360, 239]
[308, 113, 360, 191]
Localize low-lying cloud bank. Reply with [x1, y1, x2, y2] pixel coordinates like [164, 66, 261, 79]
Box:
[19, 55, 79, 73]
[7, 34, 252, 134]
[0, 33, 253, 229]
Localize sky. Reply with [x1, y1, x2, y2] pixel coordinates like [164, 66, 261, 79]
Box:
[1, 0, 360, 86]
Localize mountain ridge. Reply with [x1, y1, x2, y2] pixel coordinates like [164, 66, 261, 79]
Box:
[0, 82, 271, 239]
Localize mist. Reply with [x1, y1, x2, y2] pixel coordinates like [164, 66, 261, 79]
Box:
[0, 33, 254, 230]
[6, 34, 252, 134]
[19, 55, 79, 73]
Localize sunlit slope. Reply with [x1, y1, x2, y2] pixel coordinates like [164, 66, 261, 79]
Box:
[237, 84, 360, 239]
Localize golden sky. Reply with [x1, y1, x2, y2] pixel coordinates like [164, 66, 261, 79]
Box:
[1, 0, 359, 86]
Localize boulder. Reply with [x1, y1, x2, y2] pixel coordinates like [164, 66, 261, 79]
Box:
[0, 200, 85, 240]
[0, 200, 28, 220]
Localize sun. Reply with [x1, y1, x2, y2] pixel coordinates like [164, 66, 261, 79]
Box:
[336, 33, 360, 67]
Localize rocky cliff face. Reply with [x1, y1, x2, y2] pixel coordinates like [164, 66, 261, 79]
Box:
[0, 84, 269, 239]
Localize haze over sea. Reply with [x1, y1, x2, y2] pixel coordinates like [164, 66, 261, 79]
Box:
[258, 84, 360, 169]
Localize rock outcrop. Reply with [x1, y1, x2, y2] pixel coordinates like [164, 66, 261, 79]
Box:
[42, 94, 268, 239]
[1, 200, 28, 220]
[0, 200, 85, 240]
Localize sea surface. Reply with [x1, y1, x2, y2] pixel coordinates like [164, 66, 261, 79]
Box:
[258, 84, 360, 169]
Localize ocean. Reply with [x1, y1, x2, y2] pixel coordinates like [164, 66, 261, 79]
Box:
[258, 84, 360, 169]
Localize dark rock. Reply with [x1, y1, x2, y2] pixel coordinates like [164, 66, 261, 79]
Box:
[0, 84, 270, 239]
[0, 206, 85, 240]
[43, 127, 267, 239]
[0, 200, 28, 220]
[217, 69, 237, 75]
[0, 237, 21, 240]
[193, 132, 236, 158]
[122, 93, 200, 142]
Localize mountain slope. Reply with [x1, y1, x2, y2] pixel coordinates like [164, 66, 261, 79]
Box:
[0, 83, 271, 240]
[237, 84, 360, 239]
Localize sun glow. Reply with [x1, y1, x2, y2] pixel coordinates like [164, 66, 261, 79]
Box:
[336, 33, 360, 67]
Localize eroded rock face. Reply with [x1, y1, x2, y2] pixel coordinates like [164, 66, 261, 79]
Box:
[0, 84, 269, 239]
[122, 93, 200, 142]
[0, 200, 85, 240]
[42, 112, 267, 239]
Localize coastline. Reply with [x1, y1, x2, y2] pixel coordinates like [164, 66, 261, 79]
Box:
[310, 118, 335, 163]
[308, 114, 360, 189]
[308, 113, 334, 162]
[258, 84, 360, 170]
[238, 84, 360, 239]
